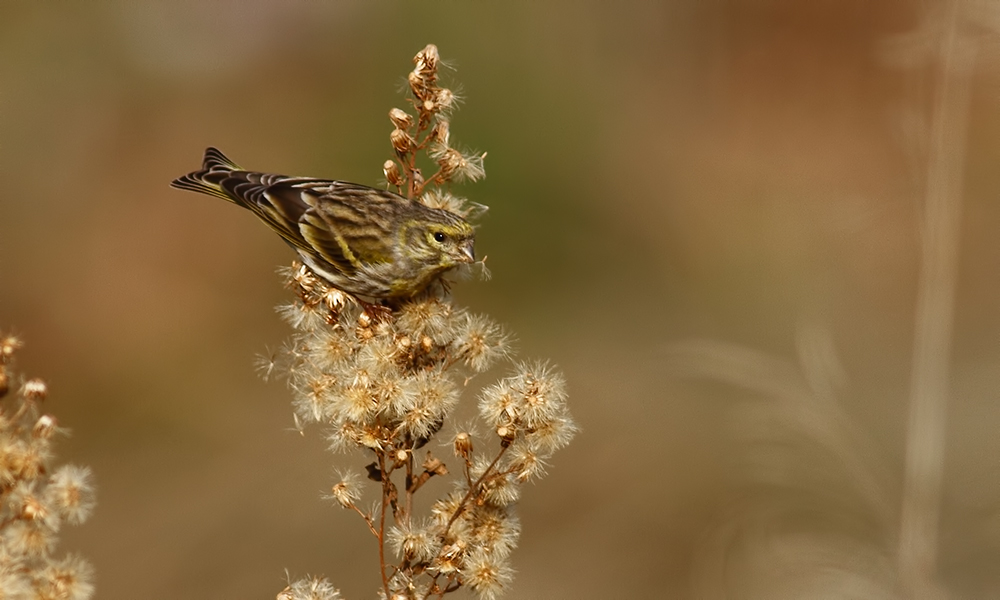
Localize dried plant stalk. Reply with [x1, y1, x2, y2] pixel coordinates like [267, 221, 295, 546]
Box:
[898, 6, 976, 597]
[274, 45, 575, 600]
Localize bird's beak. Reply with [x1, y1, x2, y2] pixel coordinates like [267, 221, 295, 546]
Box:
[460, 241, 476, 263]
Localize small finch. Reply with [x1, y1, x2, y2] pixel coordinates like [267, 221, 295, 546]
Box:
[171, 148, 476, 299]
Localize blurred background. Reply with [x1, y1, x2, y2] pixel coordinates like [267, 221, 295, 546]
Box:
[2, 1, 1000, 598]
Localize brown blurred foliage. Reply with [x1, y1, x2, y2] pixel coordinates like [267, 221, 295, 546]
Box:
[2, 1, 1000, 598]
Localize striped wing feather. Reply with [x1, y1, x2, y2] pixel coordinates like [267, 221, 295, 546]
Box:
[172, 149, 407, 288]
[220, 176, 400, 275]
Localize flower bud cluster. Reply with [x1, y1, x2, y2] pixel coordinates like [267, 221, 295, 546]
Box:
[383, 44, 486, 200]
[0, 333, 95, 600]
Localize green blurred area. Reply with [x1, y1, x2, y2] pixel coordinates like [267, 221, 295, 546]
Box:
[2, 2, 1000, 598]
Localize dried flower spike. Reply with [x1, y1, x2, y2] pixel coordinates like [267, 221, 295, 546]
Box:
[270, 45, 573, 600]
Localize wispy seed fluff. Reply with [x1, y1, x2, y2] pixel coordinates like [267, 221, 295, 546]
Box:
[274, 264, 520, 455]
[325, 471, 362, 509]
[478, 361, 577, 454]
[277, 575, 342, 600]
[270, 266, 576, 599]
[387, 519, 441, 563]
[461, 549, 514, 600]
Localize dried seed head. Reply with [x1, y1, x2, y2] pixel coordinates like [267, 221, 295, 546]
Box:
[422, 453, 447, 476]
[46, 464, 96, 525]
[321, 288, 348, 313]
[329, 472, 362, 509]
[507, 444, 546, 482]
[525, 414, 579, 455]
[276, 301, 325, 332]
[390, 128, 415, 155]
[22, 379, 47, 402]
[435, 88, 456, 111]
[435, 148, 463, 181]
[388, 108, 413, 130]
[383, 160, 404, 187]
[20, 494, 47, 521]
[461, 549, 513, 600]
[454, 431, 473, 459]
[471, 504, 520, 559]
[1, 334, 22, 362]
[278, 576, 342, 600]
[414, 44, 439, 76]
[290, 261, 319, 292]
[388, 520, 441, 563]
[455, 314, 511, 373]
[430, 120, 450, 146]
[420, 189, 466, 214]
[396, 296, 454, 343]
[5, 520, 56, 558]
[407, 70, 425, 98]
[396, 335, 412, 351]
[33, 415, 57, 439]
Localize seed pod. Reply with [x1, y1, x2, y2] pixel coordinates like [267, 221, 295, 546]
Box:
[408, 70, 425, 98]
[414, 44, 439, 76]
[497, 425, 516, 446]
[383, 160, 404, 187]
[431, 120, 450, 146]
[390, 128, 415, 155]
[33, 414, 56, 439]
[436, 147, 464, 180]
[22, 378, 47, 402]
[388, 108, 413, 130]
[0, 335, 21, 361]
[454, 431, 473, 459]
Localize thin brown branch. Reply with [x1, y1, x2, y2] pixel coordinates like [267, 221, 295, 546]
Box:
[405, 451, 414, 525]
[378, 452, 391, 598]
[349, 504, 380, 538]
[443, 443, 510, 537]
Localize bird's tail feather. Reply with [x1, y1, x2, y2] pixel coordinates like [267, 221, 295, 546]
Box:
[170, 147, 243, 202]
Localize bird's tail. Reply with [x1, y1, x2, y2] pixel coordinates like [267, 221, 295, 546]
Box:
[170, 147, 243, 202]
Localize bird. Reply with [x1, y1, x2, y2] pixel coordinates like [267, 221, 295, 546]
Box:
[171, 148, 476, 300]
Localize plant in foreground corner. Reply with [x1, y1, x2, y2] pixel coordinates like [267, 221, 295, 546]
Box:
[0, 333, 96, 600]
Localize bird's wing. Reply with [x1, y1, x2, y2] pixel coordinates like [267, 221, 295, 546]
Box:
[221, 175, 360, 274]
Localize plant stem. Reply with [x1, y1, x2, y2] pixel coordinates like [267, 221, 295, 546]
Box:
[378, 452, 391, 598]
[898, 3, 976, 596]
[443, 444, 510, 537]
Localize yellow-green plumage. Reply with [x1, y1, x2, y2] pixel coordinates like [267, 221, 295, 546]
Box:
[171, 148, 476, 299]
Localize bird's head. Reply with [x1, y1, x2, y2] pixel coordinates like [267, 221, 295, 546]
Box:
[403, 210, 476, 269]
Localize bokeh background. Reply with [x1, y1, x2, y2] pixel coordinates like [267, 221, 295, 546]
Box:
[3, 1, 1000, 598]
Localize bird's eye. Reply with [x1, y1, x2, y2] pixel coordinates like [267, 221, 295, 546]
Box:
[433, 231, 446, 243]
